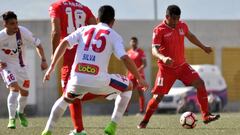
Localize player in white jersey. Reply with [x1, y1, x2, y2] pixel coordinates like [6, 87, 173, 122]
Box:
[0, 11, 48, 129]
[41, 5, 148, 135]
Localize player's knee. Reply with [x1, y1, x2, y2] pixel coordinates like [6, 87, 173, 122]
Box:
[127, 81, 133, 91]
[64, 92, 81, 103]
[8, 82, 20, 92]
[20, 89, 29, 96]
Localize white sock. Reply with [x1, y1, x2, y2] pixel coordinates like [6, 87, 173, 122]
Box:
[7, 91, 19, 119]
[44, 97, 68, 131]
[111, 91, 132, 123]
[17, 95, 28, 113]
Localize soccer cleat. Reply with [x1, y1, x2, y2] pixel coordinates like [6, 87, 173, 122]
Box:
[69, 130, 87, 135]
[203, 113, 220, 124]
[104, 121, 117, 135]
[7, 118, 16, 129]
[17, 111, 28, 127]
[137, 120, 148, 129]
[41, 130, 52, 135]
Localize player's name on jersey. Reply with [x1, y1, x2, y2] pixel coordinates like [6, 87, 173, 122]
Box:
[63, 1, 83, 8]
[82, 53, 96, 62]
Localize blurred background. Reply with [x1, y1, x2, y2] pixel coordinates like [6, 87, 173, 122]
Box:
[0, 0, 240, 116]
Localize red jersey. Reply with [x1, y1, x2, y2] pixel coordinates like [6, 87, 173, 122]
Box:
[127, 48, 146, 79]
[152, 20, 189, 68]
[49, 0, 95, 66]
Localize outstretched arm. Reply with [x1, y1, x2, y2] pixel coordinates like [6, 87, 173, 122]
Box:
[185, 31, 212, 54]
[43, 40, 69, 82]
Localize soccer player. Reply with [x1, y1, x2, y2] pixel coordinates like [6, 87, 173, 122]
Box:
[41, 5, 148, 135]
[49, 0, 97, 134]
[137, 5, 220, 129]
[0, 11, 48, 129]
[126, 37, 147, 115]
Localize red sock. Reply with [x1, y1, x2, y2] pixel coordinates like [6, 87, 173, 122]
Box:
[143, 98, 159, 122]
[69, 99, 84, 132]
[139, 95, 145, 113]
[197, 86, 209, 118]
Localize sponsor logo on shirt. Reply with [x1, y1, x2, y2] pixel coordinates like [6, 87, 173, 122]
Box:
[75, 63, 99, 75]
[1, 48, 19, 55]
[82, 54, 96, 62]
[164, 32, 172, 37]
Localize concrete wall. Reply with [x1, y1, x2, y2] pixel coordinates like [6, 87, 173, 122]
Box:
[0, 20, 240, 116]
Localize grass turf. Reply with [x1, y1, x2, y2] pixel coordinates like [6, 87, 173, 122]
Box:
[0, 112, 239, 135]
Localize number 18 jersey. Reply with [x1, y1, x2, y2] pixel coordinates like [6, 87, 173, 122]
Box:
[64, 23, 126, 86]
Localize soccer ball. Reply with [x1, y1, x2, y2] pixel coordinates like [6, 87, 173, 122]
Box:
[180, 111, 197, 129]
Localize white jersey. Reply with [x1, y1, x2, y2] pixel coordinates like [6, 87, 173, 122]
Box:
[0, 26, 41, 68]
[65, 23, 126, 87]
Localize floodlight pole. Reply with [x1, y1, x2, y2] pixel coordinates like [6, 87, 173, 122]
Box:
[154, 0, 158, 20]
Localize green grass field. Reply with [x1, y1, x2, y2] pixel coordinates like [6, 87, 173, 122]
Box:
[0, 112, 240, 135]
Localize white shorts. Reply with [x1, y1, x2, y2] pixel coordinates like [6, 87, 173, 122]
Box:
[65, 73, 129, 100]
[0, 67, 30, 90]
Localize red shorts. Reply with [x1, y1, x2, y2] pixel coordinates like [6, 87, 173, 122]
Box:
[152, 63, 200, 95]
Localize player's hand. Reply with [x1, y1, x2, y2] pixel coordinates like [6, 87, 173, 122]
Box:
[41, 61, 48, 71]
[203, 46, 213, 54]
[162, 57, 173, 66]
[43, 67, 53, 82]
[137, 78, 149, 91]
[0, 62, 7, 70]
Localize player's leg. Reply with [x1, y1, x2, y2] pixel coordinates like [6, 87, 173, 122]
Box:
[179, 63, 220, 124]
[104, 74, 132, 135]
[1, 69, 19, 129]
[41, 85, 84, 135]
[7, 83, 19, 129]
[138, 67, 176, 129]
[137, 86, 145, 114]
[41, 96, 70, 135]
[61, 67, 86, 134]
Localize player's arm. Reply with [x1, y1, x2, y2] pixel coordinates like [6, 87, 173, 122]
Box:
[36, 44, 48, 70]
[121, 55, 148, 90]
[138, 58, 147, 71]
[0, 61, 7, 70]
[185, 31, 212, 54]
[50, 18, 61, 56]
[43, 40, 69, 82]
[152, 45, 173, 66]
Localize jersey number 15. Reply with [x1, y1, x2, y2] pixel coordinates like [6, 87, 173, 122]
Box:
[84, 28, 110, 53]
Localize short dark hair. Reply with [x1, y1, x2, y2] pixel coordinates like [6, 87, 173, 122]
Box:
[130, 37, 138, 42]
[166, 5, 181, 16]
[98, 5, 115, 24]
[2, 11, 17, 21]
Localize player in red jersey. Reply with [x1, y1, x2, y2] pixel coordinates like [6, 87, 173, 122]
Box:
[48, 1, 97, 134]
[126, 37, 146, 115]
[137, 5, 220, 129]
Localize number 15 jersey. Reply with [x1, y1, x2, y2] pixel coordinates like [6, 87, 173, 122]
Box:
[64, 23, 127, 86]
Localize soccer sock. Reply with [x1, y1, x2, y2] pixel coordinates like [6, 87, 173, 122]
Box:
[139, 95, 145, 113]
[69, 99, 84, 132]
[197, 86, 209, 118]
[17, 95, 28, 113]
[44, 97, 68, 131]
[143, 98, 159, 122]
[111, 91, 132, 123]
[7, 91, 19, 119]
